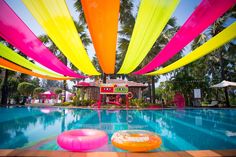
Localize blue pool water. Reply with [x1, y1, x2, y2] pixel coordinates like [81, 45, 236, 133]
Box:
[0, 106, 236, 152]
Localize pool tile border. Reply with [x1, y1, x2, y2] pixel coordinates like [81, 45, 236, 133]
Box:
[0, 149, 236, 157]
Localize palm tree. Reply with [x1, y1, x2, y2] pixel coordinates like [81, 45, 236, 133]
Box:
[190, 6, 236, 107]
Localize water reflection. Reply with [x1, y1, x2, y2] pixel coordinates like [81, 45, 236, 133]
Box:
[0, 107, 236, 151]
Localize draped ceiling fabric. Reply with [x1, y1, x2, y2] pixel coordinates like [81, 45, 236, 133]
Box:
[118, 0, 180, 74]
[0, 43, 66, 78]
[81, 0, 120, 74]
[0, 0, 84, 78]
[0, 58, 73, 80]
[134, 0, 236, 75]
[148, 22, 236, 75]
[22, 0, 100, 76]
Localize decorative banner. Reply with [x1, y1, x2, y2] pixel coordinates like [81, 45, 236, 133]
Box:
[0, 43, 65, 78]
[22, 0, 100, 75]
[100, 85, 114, 94]
[114, 86, 129, 94]
[118, 0, 180, 74]
[135, 0, 236, 75]
[147, 22, 236, 75]
[81, 0, 120, 74]
[0, 0, 84, 78]
[100, 84, 128, 94]
[0, 58, 73, 80]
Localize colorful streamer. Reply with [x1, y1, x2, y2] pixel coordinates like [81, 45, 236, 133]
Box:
[147, 22, 236, 75]
[0, 43, 66, 78]
[22, 0, 100, 75]
[0, 58, 73, 80]
[135, 0, 236, 75]
[81, 0, 120, 74]
[118, 0, 180, 74]
[0, 0, 84, 78]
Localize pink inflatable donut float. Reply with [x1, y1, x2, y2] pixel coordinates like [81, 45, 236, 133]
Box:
[57, 129, 108, 151]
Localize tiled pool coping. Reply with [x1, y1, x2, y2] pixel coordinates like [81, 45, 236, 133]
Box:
[0, 149, 236, 157]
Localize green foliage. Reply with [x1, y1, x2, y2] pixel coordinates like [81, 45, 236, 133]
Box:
[17, 82, 35, 96]
[54, 88, 63, 95]
[130, 99, 149, 108]
[33, 87, 45, 98]
[62, 102, 71, 106]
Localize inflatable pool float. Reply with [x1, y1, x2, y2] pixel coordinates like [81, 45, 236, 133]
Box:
[57, 129, 108, 151]
[111, 130, 162, 152]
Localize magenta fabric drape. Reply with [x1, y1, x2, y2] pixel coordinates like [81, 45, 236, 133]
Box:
[0, 0, 85, 78]
[134, 0, 236, 75]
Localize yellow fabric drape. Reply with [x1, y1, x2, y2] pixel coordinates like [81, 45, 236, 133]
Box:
[147, 22, 236, 75]
[118, 0, 179, 74]
[0, 43, 66, 78]
[0, 58, 73, 80]
[81, 0, 120, 74]
[22, 0, 100, 75]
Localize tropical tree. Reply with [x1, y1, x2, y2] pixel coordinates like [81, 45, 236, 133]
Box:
[17, 82, 35, 96]
[188, 7, 236, 106]
[33, 87, 45, 99]
[17, 82, 35, 104]
[54, 88, 63, 95]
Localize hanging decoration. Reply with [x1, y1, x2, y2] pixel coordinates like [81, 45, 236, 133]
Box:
[147, 22, 236, 75]
[0, 0, 84, 78]
[118, 0, 180, 74]
[22, 0, 100, 75]
[81, 0, 120, 74]
[134, 0, 236, 75]
[0, 58, 73, 80]
[0, 43, 66, 78]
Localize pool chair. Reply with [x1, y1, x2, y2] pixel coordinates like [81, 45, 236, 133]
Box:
[202, 100, 219, 107]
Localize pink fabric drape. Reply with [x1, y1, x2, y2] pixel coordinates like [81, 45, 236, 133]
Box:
[0, 0, 85, 78]
[134, 0, 236, 75]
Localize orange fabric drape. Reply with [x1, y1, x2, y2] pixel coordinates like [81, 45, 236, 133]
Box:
[0, 58, 73, 80]
[81, 0, 120, 74]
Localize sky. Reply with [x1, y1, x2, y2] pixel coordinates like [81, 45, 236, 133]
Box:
[5, 0, 202, 88]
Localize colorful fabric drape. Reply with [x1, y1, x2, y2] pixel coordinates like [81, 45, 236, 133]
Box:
[118, 0, 180, 74]
[0, 0, 84, 78]
[22, 0, 100, 75]
[0, 43, 65, 78]
[147, 22, 236, 75]
[134, 0, 236, 75]
[0, 58, 73, 80]
[81, 0, 120, 74]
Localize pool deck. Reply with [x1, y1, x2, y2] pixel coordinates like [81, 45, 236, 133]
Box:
[0, 149, 236, 157]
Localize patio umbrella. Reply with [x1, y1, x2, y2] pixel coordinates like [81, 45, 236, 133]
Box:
[211, 80, 236, 88]
[211, 80, 236, 107]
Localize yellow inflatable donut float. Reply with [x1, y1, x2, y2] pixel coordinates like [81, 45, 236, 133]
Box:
[111, 130, 162, 152]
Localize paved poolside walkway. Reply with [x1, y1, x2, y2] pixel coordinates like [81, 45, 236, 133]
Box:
[0, 149, 236, 157]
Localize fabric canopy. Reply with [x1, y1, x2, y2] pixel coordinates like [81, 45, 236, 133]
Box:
[211, 80, 236, 88]
[147, 22, 236, 75]
[118, 0, 180, 74]
[22, 0, 100, 75]
[81, 0, 120, 74]
[0, 0, 83, 78]
[0, 43, 65, 78]
[134, 0, 236, 75]
[0, 58, 73, 80]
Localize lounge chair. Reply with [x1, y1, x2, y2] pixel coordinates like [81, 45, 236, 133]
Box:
[202, 100, 218, 107]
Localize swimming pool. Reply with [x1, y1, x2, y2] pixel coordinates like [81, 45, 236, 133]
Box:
[0, 106, 236, 152]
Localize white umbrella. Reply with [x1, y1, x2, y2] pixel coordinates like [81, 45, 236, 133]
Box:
[211, 80, 236, 88]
